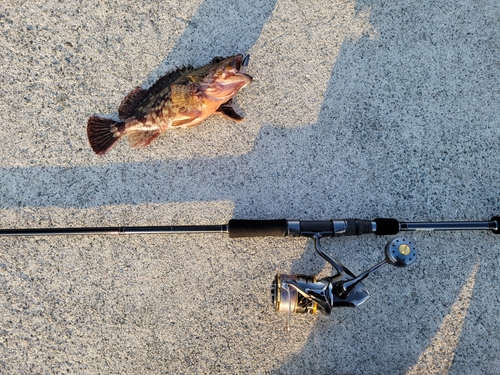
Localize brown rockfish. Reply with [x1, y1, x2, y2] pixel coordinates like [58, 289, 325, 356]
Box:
[87, 54, 252, 155]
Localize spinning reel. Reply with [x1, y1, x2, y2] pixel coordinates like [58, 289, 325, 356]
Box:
[272, 235, 417, 315]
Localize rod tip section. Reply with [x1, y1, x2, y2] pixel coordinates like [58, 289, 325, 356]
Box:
[374, 218, 400, 235]
[491, 217, 500, 234]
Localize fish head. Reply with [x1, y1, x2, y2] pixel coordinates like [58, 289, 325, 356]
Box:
[194, 54, 253, 102]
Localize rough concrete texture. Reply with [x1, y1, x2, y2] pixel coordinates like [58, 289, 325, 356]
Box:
[1, 0, 499, 374]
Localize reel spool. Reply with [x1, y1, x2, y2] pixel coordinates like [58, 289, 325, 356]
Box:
[272, 274, 318, 314]
[272, 238, 418, 315]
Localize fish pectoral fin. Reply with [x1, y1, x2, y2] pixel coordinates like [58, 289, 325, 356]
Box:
[170, 83, 202, 106]
[118, 87, 148, 120]
[169, 83, 204, 126]
[216, 100, 244, 122]
[128, 129, 161, 148]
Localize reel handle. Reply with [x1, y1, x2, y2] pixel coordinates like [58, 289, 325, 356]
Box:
[337, 238, 417, 296]
[272, 238, 418, 315]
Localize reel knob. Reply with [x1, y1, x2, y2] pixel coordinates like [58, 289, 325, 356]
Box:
[385, 238, 417, 267]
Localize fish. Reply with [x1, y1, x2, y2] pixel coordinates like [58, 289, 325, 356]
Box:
[87, 54, 252, 155]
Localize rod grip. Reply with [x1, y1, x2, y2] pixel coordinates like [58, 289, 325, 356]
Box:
[374, 218, 400, 235]
[491, 217, 500, 234]
[228, 219, 288, 238]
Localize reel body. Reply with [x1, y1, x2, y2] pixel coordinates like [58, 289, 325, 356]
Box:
[272, 236, 417, 315]
[273, 273, 370, 315]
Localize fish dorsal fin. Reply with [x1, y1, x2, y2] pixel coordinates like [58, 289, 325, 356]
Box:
[118, 86, 148, 120]
[216, 100, 244, 122]
[119, 66, 194, 120]
[146, 65, 193, 103]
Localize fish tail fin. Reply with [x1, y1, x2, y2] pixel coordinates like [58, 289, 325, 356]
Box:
[87, 116, 125, 155]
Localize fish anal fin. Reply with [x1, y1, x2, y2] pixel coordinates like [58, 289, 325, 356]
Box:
[216, 100, 244, 122]
[128, 130, 161, 148]
[118, 86, 148, 120]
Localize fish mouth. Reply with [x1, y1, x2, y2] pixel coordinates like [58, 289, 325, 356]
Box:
[233, 54, 252, 84]
[229, 54, 250, 75]
[200, 54, 253, 102]
[239, 54, 250, 74]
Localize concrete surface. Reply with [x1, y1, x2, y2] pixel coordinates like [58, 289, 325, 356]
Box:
[1, 0, 499, 374]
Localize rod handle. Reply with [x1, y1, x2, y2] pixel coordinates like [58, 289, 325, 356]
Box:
[492, 217, 500, 234]
[227, 219, 288, 238]
[374, 218, 400, 235]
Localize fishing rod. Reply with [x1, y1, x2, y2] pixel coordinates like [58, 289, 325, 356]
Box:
[1, 216, 499, 237]
[2, 216, 499, 318]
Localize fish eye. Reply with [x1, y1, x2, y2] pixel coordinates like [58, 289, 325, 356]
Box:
[211, 56, 224, 64]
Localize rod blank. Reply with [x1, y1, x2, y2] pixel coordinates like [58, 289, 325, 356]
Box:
[400, 221, 498, 232]
[0, 225, 228, 237]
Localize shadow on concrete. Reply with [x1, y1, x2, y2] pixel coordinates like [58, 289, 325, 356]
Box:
[1, 0, 500, 373]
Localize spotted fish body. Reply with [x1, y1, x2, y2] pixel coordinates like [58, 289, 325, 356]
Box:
[87, 54, 252, 155]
